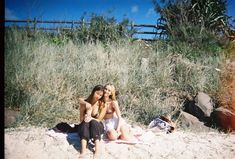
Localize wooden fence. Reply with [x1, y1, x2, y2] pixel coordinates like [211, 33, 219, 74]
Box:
[4, 18, 167, 41]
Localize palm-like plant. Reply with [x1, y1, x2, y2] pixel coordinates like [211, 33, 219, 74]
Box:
[191, 0, 229, 32]
[153, 0, 231, 38]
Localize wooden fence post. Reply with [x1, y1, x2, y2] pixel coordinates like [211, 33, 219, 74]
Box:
[71, 20, 74, 30]
[33, 18, 37, 32]
[131, 22, 134, 37]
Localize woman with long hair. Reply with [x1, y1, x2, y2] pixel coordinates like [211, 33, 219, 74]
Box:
[103, 84, 132, 141]
[78, 85, 107, 158]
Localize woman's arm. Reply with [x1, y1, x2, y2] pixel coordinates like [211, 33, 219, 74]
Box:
[79, 98, 92, 122]
[79, 103, 86, 122]
[95, 103, 107, 122]
[79, 98, 91, 109]
[112, 101, 122, 131]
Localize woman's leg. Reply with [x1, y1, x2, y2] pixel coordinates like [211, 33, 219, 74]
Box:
[80, 139, 88, 155]
[77, 121, 90, 155]
[119, 125, 133, 140]
[89, 120, 104, 158]
[89, 120, 104, 140]
[104, 117, 120, 140]
[107, 129, 119, 140]
[93, 139, 101, 158]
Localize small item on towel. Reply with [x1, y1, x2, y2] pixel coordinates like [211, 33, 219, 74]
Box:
[46, 129, 68, 139]
[148, 116, 175, 133]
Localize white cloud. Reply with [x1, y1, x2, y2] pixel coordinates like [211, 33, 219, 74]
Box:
[146, 8, 155, 17]
[5, 8, 18, 20]
[131, 5, 138, 13]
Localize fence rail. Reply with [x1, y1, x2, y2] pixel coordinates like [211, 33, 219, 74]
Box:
[4, 18, 167, 41]
[5, 19, 159, 27]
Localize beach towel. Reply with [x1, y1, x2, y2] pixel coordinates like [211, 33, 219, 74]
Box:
[46, 124, 153, 146]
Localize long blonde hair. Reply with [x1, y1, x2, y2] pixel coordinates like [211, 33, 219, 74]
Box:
[105, 84, 116, 101]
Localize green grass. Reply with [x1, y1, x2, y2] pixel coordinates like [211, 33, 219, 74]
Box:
[4, 28, 224, 127]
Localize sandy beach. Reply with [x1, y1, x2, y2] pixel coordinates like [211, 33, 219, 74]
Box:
[4, 125, 235, 159]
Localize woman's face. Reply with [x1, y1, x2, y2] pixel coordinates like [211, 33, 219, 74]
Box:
[104, 85, 112, 97]
[93, 90, 104, 101]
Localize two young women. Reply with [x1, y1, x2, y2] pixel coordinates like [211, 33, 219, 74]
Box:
[78, 84, 131, 158]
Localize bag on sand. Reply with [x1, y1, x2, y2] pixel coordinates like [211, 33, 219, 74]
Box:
[148, 116, 175, 133]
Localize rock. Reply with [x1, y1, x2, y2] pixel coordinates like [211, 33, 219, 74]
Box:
[177, 111, 212, 132]
[211, 107, 235, 132]
[195, 92, 214, 117]
[5, 108, 21, 128]
[184, 92, 214, 124]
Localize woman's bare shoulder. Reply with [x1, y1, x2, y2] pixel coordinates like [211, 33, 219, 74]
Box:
[112, 100, 119, 106]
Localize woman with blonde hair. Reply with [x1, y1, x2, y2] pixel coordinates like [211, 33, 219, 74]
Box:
[103, 83, 132, 140]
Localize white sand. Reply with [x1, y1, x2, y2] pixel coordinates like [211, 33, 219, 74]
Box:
[4, 126, 235, 159]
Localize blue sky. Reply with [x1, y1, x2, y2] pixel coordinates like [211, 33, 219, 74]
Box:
[5, 0, 159, 24]
[5, 0, 235, 39]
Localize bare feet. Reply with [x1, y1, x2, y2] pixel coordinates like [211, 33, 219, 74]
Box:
[78, 153, 86, 159]
[79, 139, 88, 159]
[93, 139, 101, 159]
[79, 150, 93, 159]
[93, 153, 100, 159]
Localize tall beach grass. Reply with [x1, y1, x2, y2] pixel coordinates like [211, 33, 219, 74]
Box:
[5, 28, 224, 127]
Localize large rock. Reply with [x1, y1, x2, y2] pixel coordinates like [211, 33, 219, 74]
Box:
[195, 92, 214, 117]
[184, 92, 213, 123]
[177, 111, 213, 132]
[211, 107, 235, 132]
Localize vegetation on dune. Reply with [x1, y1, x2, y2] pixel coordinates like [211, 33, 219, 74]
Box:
[4, 1, 234, 127]
[4, 28, 225, 127]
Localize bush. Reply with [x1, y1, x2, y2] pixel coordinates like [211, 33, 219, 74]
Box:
[53, 14, 134, 44]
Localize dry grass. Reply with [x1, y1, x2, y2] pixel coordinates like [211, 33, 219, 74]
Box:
[5, 29, 224, 127]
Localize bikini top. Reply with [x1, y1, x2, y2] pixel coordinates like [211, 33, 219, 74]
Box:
[86, 107, 99, 118]
[105, 101, 115, 115]
[91, 102, 100, 118]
